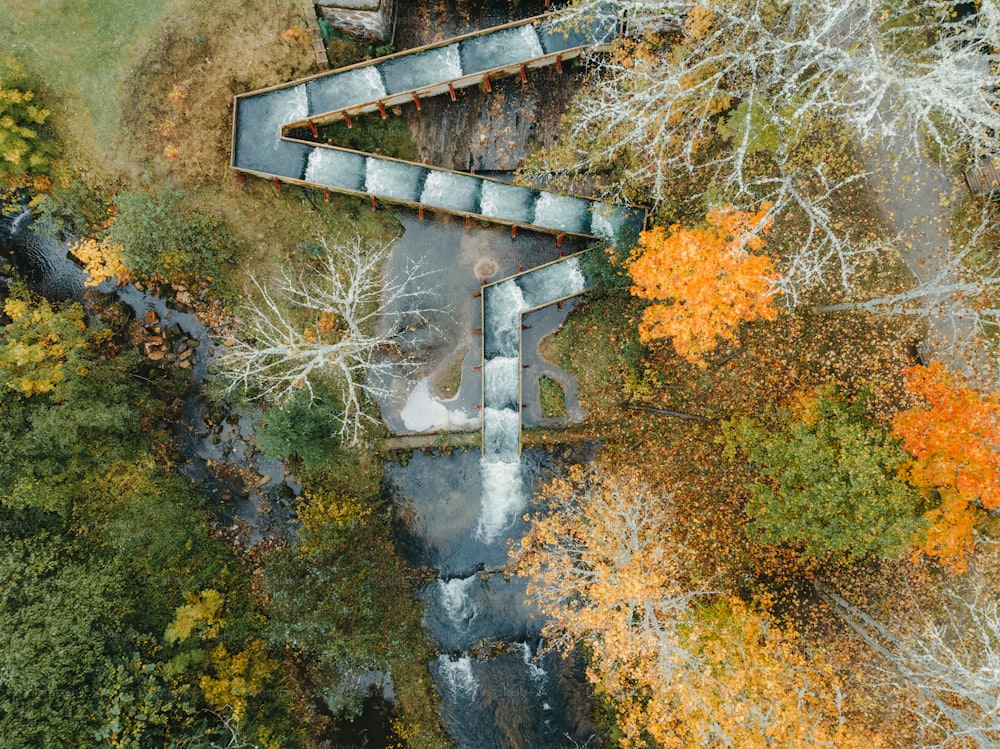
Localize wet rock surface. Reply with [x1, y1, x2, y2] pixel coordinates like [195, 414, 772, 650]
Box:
[397, 0, 583, 172]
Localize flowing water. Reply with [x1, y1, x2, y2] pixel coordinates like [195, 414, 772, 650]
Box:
[459, 25, 544, 74]
[306, 65, 387, 116]
[518, 256, 586, 310]
[304, 148, 367, 192]
[484, 279, 527, 359]
[591, 201, 644, 241]
[532, 192, 593, 235]
[386, 447, 598, 748]
[483, 355, 520, 410]
[365, 157, 427, 202]
[0, 209, 85, 301]
[480, 181, 537, 224]
[0, 208, 301, 546]
[419, 171, 483, 214]
[378, 45, 463, 94]
[234, 85, 310, 178]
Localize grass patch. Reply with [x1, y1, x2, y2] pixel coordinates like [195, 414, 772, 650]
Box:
[0, 0, 170, 171]
[538, 375, 568, 418]
[122, 0, 317, 186]
[310, 113, 419, 162]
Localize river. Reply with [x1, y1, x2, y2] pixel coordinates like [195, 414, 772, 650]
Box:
[0, 203, 601, 747]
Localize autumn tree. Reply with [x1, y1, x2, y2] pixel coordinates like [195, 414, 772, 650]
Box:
[625, 204, 780, 366]
[674, 597, 873, 749]
[539, 0, 1000, 301]
[517, 463, 873, 747]
[0, 58, 57, 198]
[216, 236, 435, 445]
[892, 361, 1000, 571]
[724, 387, 927, 560]
[820, 560, 1000, 748]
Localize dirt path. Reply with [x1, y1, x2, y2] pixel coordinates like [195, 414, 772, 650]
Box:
[864, 139, 996, 386]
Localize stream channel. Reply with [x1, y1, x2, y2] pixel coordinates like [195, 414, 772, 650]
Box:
[1, 204, 601, 747]
[0, 206, 301, 546]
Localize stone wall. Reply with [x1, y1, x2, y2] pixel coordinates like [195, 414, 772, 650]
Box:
[318, 0, 394, 43]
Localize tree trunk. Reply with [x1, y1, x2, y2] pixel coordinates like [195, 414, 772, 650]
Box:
[622, 403, 720, 425]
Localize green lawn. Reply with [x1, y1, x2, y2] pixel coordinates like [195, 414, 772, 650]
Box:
[2, 0, 170, 170]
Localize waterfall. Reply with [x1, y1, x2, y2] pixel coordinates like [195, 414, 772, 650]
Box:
[482, 408, 521, 465]
[364, 158, 426, 202]
[10, 208, 30, 234]
[306, 66, 387, 115]
[480, 181, 536, 224]
[517, 257, 585, 310]
[531, 192, 593, 234]
[483, 279, 526, 359]
[591, 202, 642, 241]
[459, 25, 544, 74]
[483, 356, 520, 411]
[378, 45, 462, 94]
[304, 148, 367, 192]
[476, 458, 524, 543]
[437, 654, 479, 700]
[516, 641, 548, 687]
[419, 171, 482, 214]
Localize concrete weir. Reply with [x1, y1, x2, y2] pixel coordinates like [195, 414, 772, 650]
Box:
[480, 252, 588, 458]
[230, 9, 645, 240]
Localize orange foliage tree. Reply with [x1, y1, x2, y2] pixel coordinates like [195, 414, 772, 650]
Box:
[516, 463, 875, 748]
[892, 361, 1000, 571]
[625, 204, 780, 366]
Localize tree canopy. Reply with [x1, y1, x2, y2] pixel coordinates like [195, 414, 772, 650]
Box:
[893, 361, 1000, 571]
[0, 58, 57, 196]
[725, 388, 927, 560]
[625, 204, 780, 366]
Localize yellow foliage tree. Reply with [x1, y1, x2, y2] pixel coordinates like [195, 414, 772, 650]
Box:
[0, 295, 87, 396]
[199, 640, 275, 726]
[70, 236, 131, 287]
[164, 588, 225, 645]
[892, 361, 1000, 571]
[626, 204, 780, 366]
[517, 463, 876, 747]
[163, 589, 276, 727]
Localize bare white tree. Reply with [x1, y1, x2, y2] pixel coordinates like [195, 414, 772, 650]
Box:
[819, 571, 1000, 749]
[215, 236, 435, 445]
[558, 0, 1000, 178]
[543, 0, 1000, 300]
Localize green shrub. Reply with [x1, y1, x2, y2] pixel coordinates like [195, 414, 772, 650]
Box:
[255, 391, 343, 469]
[724, 387, 927, 560]
[106, 187, 246, 298]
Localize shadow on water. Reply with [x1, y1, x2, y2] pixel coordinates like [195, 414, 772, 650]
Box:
[327, 689, 404, 749]
[0, 207, 85, 301]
